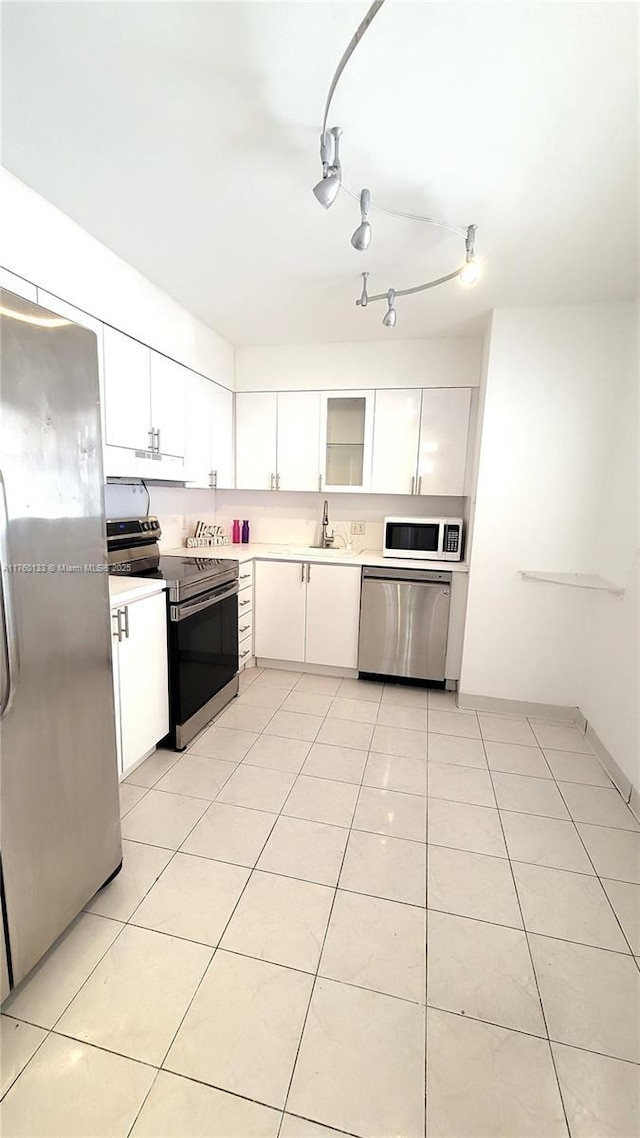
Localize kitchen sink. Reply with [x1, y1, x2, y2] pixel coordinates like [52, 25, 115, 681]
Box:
[268, 545, 357, 558]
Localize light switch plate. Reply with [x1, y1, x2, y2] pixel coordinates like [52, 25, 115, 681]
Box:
[350, 520, 366, 536]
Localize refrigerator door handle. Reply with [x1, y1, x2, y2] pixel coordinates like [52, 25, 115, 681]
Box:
[0, 469, 20, 719]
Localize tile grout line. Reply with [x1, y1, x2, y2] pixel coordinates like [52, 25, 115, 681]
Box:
[275, 676, 384, 1137]
[543, 758, 640, 966]
[480, 729, 574, 1138]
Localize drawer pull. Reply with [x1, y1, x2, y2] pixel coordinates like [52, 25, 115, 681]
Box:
[239, 598, 251, 606]
[239, 624, 250, 633]
[240, 649, 250, 658]
[240, 573, 251, 580]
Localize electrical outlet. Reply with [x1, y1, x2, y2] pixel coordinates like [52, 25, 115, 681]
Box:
[350, 520, 366, 536]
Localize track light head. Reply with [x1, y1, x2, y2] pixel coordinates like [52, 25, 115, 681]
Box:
[313, 126, 343, 209]
[351, 188, 372, 250]
[382, 289, 397, 327]
[313, 169, 341, 209]
[351, 221, 371, 251]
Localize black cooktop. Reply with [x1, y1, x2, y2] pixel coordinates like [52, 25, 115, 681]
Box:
[158, 554, 234, 582]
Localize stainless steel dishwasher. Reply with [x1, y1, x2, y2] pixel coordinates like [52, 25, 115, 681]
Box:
[358, 566, 452, 682]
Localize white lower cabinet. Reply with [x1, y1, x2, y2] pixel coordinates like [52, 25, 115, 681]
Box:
[254, 560, 361, 669]
[111, 591, 169, 777]
[305, 562, 362, 668]
[254, 561, 306, 663]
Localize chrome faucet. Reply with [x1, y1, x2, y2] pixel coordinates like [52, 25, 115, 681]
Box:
[321, 499, 334, 548]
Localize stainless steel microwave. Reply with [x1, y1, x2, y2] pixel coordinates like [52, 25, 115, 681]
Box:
[383, 516, 464, 561]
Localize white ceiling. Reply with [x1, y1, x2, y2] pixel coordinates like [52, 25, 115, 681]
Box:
[2, 2, 637, 346]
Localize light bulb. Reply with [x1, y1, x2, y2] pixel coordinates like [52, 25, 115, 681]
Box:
[460, 257, 480, 285]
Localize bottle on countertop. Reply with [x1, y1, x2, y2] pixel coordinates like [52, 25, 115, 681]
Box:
[241, 519, 250, 544]
[232, 519, 241, 544]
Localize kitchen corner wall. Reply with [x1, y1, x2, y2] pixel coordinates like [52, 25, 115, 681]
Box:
[460, 302, 639, 792]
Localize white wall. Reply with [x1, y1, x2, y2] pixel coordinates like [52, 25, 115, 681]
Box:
[460, 303, 638, 788]
[235, 338, 482, 392]
[0, 169, 234, 387]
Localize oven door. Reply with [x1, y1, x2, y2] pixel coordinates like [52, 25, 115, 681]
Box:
[168, 580, 239, 747]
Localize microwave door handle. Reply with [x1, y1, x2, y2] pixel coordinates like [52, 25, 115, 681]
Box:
[171, 583, 239, 621]
[0, 469, 20, 719]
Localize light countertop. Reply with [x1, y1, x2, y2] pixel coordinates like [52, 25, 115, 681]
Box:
[162, 542, 469, 573]
[108, 576, 167, 606]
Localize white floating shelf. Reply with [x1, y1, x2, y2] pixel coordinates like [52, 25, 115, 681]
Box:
[519, 571, 625, 598]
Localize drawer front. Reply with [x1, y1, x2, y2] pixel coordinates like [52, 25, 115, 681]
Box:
[238, 607, 254, 643]
[238, 633, 253, 667]
[237, 585, 253, 614]
[238, 566, 253, 591]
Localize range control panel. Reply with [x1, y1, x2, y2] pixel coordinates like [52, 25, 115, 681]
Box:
[106, 516, 161, 541]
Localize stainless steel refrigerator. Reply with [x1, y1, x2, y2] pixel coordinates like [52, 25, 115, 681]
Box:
[0, 288, 122, 999]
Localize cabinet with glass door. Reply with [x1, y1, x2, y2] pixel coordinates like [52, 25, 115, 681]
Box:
[318, 390, 375, 493]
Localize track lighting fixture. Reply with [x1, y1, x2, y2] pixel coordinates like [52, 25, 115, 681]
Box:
[312, 127, 342, 209]
[312, 0, 482, 327]
[359, 272, 369, 307]
[382, 289, 397, 327]
[351, 189, 371, 250]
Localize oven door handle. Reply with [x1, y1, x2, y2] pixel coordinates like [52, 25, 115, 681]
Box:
[170, 582, 239, 622]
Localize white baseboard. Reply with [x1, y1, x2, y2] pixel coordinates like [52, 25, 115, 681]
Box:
[457, 692, 580, 722]
[256, 658, 358, 679]
[585, 722, 634, 806]
[458, 691, 638, 820]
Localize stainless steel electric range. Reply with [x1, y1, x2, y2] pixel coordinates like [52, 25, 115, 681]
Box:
[107, 517, 239, 749]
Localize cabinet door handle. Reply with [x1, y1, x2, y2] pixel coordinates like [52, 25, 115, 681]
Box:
[411, 475, 415, 495]
[122, 606, 129, 639]
[148, 429, 155, 451]
[209, 470, 218, 489]
[318, 474, 322, 492]
[155, 428, 161, 455]
[417, 475, 422, 494]
[239, 624, 250, 633]
[111, 610, 121, 641]
[270, 473, 274, 490]
[300, 563, 305, 583]
[276, 472, 280, 490]
[306, 563, 311, 583]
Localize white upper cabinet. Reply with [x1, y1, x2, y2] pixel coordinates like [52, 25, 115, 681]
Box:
[210, 383, 234, 488]
[417, 387, 471, 496]
[149, 352, 187, 458]
[185, 374, 233, 488]
[103, 326, 152, 451]
[236, 392, 278, 490]
[319, 391, 375, 493]
[371, 389, 421, 494]
[277, 392, 321, 492]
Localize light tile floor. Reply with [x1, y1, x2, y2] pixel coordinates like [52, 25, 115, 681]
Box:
[2, 668, 639, 1137]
